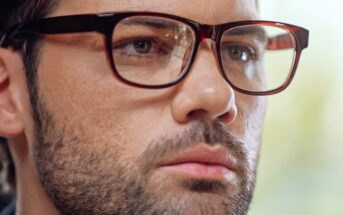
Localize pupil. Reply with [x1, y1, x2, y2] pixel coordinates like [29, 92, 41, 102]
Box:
[230, 48, 248, 62]
[134, 40, 152, 54]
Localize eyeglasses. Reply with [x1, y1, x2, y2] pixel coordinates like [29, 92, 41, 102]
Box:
[0, 12, 309, 96]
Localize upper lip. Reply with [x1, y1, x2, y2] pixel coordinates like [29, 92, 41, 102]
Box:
[158, 144, 237, 171]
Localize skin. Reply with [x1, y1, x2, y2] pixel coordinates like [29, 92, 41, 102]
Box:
[0, 0, 266, 214]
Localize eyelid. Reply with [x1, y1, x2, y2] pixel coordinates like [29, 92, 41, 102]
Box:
[113, 35, 176, 51]
[112, 36, 158, 48]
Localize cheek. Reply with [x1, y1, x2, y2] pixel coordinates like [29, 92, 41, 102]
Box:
[36, 41, 173, 156]
[38, 38, 132, 122]
[233, 94, 267, 158]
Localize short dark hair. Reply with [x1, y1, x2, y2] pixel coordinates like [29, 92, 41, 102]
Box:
[0, 0, 59, 91]
[0, 0, 58, 196]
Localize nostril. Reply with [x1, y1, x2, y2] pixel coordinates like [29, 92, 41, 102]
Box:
[218, 108, 237, 125]
[187, 109, 208, 121]
[186, 108, 236, 125]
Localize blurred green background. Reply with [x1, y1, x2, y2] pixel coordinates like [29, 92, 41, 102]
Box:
[250, 0, 343, 215]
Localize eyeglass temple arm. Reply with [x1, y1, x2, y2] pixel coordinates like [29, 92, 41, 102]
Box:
[0, 14, 113, 48]
[267, 34, 294, 50]
[17, 15, 100, 34]
[267, 28, 309, 51]
[296, 28, 309, 49]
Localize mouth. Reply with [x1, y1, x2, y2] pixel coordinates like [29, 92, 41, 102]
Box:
[157, 144, 237, 180]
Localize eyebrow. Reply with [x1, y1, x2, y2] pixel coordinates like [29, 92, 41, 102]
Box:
[225, 26, 268, 43]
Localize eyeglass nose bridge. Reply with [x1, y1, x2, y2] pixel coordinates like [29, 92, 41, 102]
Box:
[198, 24, 219, 41]
[193, 25, 227, 87]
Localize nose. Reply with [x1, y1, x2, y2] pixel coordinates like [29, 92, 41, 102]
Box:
[171, 40, 237, 125]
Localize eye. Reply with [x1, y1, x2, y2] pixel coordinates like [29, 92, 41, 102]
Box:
[133, 39, 152, 54]
[223, 44, 257, 63]
[113, 37, 172, 58]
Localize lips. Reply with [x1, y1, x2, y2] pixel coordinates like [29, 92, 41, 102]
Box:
[157, 144, 237, 180]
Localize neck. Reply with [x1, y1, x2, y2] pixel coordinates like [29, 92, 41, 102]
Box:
[9, 137, 60, 215]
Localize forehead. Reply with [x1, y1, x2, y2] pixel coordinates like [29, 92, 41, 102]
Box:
[53, 0, 258, 24]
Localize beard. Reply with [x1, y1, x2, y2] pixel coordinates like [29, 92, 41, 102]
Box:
[31, 98, 257, 215]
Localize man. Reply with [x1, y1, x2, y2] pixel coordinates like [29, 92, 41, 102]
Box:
[0, 0, 308, 214]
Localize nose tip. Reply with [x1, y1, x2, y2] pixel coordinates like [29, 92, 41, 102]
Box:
[172, 82, 237, 125]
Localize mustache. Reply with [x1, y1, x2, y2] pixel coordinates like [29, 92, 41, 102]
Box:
[139, 119, 248, 174]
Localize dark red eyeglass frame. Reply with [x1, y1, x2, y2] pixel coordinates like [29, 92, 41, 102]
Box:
[0, 11, 309, 96]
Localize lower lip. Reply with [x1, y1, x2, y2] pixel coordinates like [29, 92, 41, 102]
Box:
[159, 163, 233, 179]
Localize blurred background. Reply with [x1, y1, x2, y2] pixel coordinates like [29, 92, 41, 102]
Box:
[250, 0, 343, 215]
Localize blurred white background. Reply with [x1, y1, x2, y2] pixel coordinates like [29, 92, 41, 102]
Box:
[250, 0, 343, 215]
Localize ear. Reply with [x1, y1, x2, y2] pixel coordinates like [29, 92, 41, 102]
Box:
[0, 48, 26, 138]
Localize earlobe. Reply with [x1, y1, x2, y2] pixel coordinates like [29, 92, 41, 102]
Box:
[0, 48, 25, 137]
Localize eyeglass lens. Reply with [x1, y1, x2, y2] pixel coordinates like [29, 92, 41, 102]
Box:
[112, 16, 195, 86]
[111, 15, 296, 92]
[220, 25, 295, 92]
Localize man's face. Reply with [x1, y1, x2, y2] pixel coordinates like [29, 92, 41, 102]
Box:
[25, 0, 266, 214]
